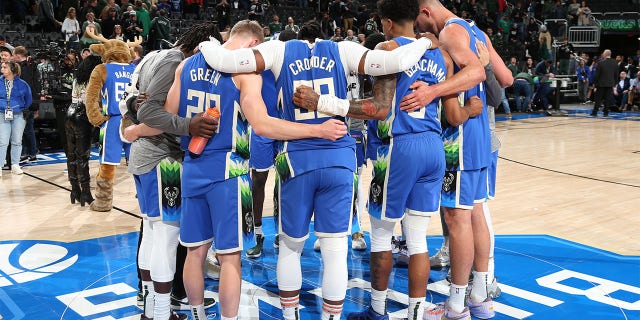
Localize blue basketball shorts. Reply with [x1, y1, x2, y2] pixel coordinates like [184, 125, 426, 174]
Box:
[441, 167, 488, 210]
[249, 129, 276, 171]
[278, 167, 354, 241]
[368, 132, 444, 221]
[100, 115, 130, 165]
[179, 175, 255, 253]
[134, 158, 183, 222]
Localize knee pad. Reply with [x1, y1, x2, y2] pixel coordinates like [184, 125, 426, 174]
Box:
[138, 219, 153, 270]
[319, 237, 348, 301]
[277, 236, 304, 291]
[150, 221, 180, 282]
[402, 214, 431, 256]
[369, 216, 396, 253]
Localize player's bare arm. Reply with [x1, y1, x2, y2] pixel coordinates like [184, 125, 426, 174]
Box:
[237, 73, 347, 141]
[400, 24, 485, 111]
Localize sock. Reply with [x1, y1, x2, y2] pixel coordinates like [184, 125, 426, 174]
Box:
[191, 303, 206, 320]
[370, 288, 387, 315]
[142, 281, 155, 318]
[449, 283, 467, 314]
[154, 292, 171, 320]
[471, 271, 489, 303]
[280, 296, 300, 320]
[488, 256, 495, 283]
[321, 302, 343, 320]
[255, 224, 263, 236]
[407, 297, 425, 320]
[221, 316, 238, 320]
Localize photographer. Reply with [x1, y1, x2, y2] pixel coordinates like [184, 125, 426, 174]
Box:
[556, 37, 574, 75]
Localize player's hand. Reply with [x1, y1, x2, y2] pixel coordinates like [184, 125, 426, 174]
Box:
[416, 32, 439, 48]
[400, 80, 435, 112]
[316, 118, 347, 141]
[293, 85, 319, 110]
[475, 40, 490, 67]
[464, 96, 483, 117]
[123, 124, 140, 142]
[189, 112, 218, 139]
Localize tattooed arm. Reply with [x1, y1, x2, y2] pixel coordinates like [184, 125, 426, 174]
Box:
[293, 40, 398, 120]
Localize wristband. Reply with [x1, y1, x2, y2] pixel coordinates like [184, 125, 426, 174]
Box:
[317, 95, 350, 117]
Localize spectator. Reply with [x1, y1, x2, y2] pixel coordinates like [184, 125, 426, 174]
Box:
[513, 71, 533, 112]
[63, 7, 82, 53]
[519, 56, 536, 75]
[100, 0, 122, 20]
[344, 29, 359, 43]
[362, 13, 378, 37]
[0, 36, 14, 53]
[538, 24, 551, 61]
[616, 55, 627, 73]
[79, 0, 98, 26]
[268, 14, 283, 35]
[576, 58, 589, 103]
[556, 37, 574, 75]
[13, 47, 40, 165]
[122, 11, 143, 42]
[507, 57, 518, 77]
[577, 1, 592, 26]
[341, 0, 357, 32]
[625, 57, 638, 79]
[0, 47, 12, 63]
[80, 17, 103, 49]
[320, 12, 337, 38]
[591, 49, 618, 117]
[628, 72, 640, 109]
[534, 59, 555, 110]
[328, 0, 342, 29]
[354, 5, 369, 34]
[183, 0, 202, 17]
[101, 8, 121, 42]
[38, 0, 62, 32]
[0, 61, 33, 176]
[284, 16, 300, 33]
[216, 0, 232, 31]
[330, 27, 343, 42]
[82, 12, 102, 36]
[150, 9, 171, 49]
[156, 0, 171, 14]
[613, 71, 630, 111]
[111, 24, 127, 41]
[134, 1, 151, 43]
[248, 0, 266, 22]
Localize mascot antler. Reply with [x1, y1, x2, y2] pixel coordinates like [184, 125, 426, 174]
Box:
[86, 26, 109, 43]
[127, 36, 143, 48]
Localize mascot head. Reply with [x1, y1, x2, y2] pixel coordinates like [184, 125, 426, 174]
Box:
[86, 28, 141, 63]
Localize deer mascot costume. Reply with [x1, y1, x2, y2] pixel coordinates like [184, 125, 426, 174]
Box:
[85, 29, 140, 211]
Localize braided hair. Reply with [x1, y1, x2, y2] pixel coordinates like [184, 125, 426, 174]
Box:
[174, 22, 223, 53]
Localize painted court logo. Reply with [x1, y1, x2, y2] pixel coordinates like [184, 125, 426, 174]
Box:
[0, 243, 78, 287]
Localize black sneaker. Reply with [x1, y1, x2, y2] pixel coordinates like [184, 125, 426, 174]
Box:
[19, 155, 30, 164]
[2, 164, 9, 171]
[246, 234, 264, 258]
[28, 155, 37, 162]
[170, 294, 216, 311]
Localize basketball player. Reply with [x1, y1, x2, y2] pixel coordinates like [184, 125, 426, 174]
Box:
[407, 1, 513, 319]
[165, 20, 347, 320]
[292, 1, 483, 318]
[123, 23, 222, 320]
[198, 19, 431, 320]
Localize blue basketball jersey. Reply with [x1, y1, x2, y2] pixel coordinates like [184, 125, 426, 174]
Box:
[376, 37, 444, 140]
[273, 40, 356, 181]
[179, 52, 250, 196]
[441, 18, 491, 171]
[102, 63, 134, 116]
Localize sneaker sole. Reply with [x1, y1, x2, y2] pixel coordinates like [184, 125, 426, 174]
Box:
[171, 297, 216, 311]
[246, 252, 262, 258]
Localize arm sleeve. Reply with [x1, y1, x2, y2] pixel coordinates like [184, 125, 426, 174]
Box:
[338, 40, 369, 75]
[254, 40, 285, 75]
[199, 40, 284, 74]
[483, 63, 502, 108]
[361, 37, 432, 76]
[137, 52, 190, 136]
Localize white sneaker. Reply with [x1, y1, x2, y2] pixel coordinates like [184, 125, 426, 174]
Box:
[313, 238, 320, 252]
[429, 246, 450, 268]
[351, 232, 367, 251]
[11, 164, 23, 175]
[204, 250, 220, 280]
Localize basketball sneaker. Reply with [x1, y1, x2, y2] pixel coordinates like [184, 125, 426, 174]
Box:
[274, 234, 280, 249]
[429, 246, 450, 269]
[466, 297, 495, 319]
[396, 241, 410, 267]
[141, 311, 187, 320]
[313, 238, 321, 252]
[204, 250, 220, 280]
[170, 294, 216, 311]
[246, 234, 264, 258]
[347, 306, 389, 320]
[487, 277, 501, 299]
[137, 290, 143, 306]
[423, 303, 445, 320]
[391, 236, 401, 254]
[351, 232, 367, 251]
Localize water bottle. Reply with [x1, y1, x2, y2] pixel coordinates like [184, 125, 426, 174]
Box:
[188, 107, 220, 156]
